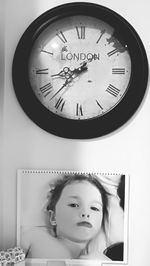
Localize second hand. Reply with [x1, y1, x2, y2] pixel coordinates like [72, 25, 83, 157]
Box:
[50, 78, 71, 100]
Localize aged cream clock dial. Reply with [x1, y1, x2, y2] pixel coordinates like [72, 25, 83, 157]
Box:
[12, 2, 148, 138]
[29, 16, 131, 120]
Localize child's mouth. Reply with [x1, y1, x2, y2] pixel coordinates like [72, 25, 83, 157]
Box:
[77, 221, 92, 228]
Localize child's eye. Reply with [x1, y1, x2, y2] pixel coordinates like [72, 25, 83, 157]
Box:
[68, 203, 79, 208]
[91, 206, 100, 212]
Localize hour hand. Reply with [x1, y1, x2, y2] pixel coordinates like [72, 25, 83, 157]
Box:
[73, 57, 94, 75]
[73, 61, 88, 74]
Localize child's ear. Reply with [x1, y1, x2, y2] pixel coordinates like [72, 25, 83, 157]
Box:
[49, 210, 57, 226]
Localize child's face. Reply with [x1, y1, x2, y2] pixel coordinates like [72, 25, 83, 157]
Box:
[55, 181, 103, 243]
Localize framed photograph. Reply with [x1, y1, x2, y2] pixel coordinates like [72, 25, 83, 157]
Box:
[17, 170, 129, 266]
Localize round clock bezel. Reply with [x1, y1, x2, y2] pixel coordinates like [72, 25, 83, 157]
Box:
[12, 2, 149, 139]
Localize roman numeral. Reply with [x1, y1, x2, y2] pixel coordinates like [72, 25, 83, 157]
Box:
[112, 68, 125, 74]
[56, 31, 67, 43]
[96, 100, 103, 110]
[76, 26, 85, 39]
[55, 97, 65, 111]
[40, 83, 53, 97]
[106, 84, 120, 97]
[76, 104, 83, 116]
[107, 48, 119, 57]
[96, 29, 105, 44]
[36, 68, 49, 74]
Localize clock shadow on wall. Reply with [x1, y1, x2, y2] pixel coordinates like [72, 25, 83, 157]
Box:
[12, 2, 149, 139]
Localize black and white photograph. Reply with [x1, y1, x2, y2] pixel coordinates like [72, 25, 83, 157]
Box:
[17, 170, 129, 265]
[1, 1, 150, 266]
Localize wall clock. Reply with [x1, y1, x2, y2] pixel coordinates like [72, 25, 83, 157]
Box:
[12, 2, 148, 139]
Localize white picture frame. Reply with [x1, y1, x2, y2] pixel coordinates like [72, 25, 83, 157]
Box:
[17, 170, 129, 266]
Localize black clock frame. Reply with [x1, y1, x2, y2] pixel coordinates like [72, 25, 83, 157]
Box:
[12, 2, 149, 139]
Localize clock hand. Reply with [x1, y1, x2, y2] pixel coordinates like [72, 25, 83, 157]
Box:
[80, 58, 93, 69]
[50, 76, 73, 100]
[51, 61, 88, 80]
[51, 67, 73, 79]
[50, 64, 85, 100]
[73, 61, 88, 75]
[50, 64, 88, 100]
[48, 62, 89, 101]
[71, 57, 94, 76]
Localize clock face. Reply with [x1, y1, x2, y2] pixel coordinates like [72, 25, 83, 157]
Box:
[29, 16, 132, 120]
[12, 2, 148, 139]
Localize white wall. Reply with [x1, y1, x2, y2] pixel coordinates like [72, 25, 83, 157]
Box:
[1, 0, 150, 265]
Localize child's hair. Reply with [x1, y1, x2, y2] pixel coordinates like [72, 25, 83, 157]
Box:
[117, 175, 125, 210]
[47, 173, 109, 233]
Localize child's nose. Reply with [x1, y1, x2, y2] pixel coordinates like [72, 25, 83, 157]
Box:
[80, 212, 90, 219]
